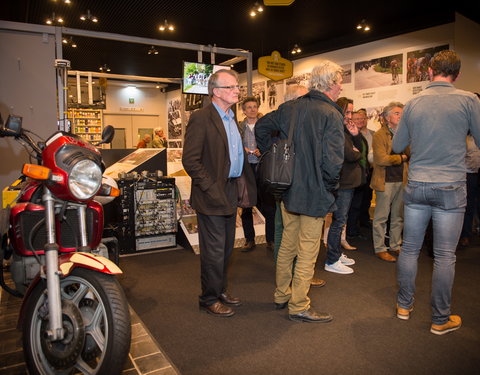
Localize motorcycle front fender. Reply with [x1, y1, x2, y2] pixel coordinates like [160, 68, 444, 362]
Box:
[17, 252, 123, 330]
[58, 252, 123, 276]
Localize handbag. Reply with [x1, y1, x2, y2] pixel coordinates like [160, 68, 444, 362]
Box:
[256, 107, 300, 196]
[237, 174, 255, 208]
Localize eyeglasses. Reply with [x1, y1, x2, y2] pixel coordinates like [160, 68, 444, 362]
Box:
[216, 85, 240, 90]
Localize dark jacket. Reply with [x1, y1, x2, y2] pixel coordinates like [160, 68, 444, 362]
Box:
[182, 103, 257, 215]
[255, 90, 344, 217]
[339, 128, 364, 189]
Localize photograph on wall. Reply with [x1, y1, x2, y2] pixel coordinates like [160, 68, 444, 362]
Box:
[406, 44, 449, 83]
[168, 140, 182, 148]
[166, 148, 184, 176]
[285, 72, 311, 87]
[354, 53, 403, 90]
[266, 80, 283, 110]
[237, 81, 267, 115]
[167, 98, 182, 139]
[341, 63, 352, 84]
[365, 105, 385, 132]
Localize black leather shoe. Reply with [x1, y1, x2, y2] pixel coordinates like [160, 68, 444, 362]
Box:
[241, 240, 256, 252]
[219, 292, 242, 306]
[266, 241, 274, 251]
[275, 301, 288, 310]
[289, 309, 333, 323]
[199, 301, 235, 317]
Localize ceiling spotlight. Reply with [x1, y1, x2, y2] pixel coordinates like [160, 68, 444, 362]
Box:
[159, 19, 174, 32]
[249, 2, 264, 17]
[99, 64, 111, 73]
[356, 19, 371, 32]
[45, 13, 64, 25]
[148, 45, 159, 55]
[80, 9, 98, 23]
[62, 36, 77, 47]
[291, 44, 302, 55]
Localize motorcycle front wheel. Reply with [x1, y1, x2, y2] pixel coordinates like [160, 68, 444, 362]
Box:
[22, 267, 131, 375]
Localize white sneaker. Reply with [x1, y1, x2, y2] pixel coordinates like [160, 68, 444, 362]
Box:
[340, 253, 355, 266]
[324, 260, 354, 274]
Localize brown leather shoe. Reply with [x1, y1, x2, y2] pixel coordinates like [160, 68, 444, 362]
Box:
[341, 240, 357, 250]
[241, 240, 256, 252]
[310, 278, 326, 288]
[199, 301, 235, 317]
[376, 251, 397, 262]
[219, 292, 242, 306]
[390, 249, 400, 256]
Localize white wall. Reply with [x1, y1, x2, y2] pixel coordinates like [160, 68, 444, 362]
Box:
[0, 25, 57, 191]
[454, 14, 480, 93]
[104, 85, 168, 147]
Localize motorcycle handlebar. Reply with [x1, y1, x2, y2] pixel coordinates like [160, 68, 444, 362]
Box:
[0, 127, 20, 137]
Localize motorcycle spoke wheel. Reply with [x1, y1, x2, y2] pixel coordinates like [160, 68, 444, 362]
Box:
[23, 267, 131, 375]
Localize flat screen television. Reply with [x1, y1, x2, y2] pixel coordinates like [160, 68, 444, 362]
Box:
[182, 61, 229, 95]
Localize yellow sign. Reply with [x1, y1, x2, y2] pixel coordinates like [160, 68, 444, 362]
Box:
[258, 51, 293, 81]
[263, 0, 295, 5]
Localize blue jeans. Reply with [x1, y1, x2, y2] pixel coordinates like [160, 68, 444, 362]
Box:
[326, 189, 354, 265]
[397, 181, 466, 325]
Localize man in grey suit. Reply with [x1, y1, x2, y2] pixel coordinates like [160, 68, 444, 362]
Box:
[182, 69, 256, 317]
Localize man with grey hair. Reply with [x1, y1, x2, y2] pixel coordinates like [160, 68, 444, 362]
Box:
[371, 102, 408, 262]
[255, 60, 345, 323]
[183, 69, 257, 318]
[152, 127, 167, 148]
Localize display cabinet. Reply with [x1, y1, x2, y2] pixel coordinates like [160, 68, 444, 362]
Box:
[68, 109, 103, 142]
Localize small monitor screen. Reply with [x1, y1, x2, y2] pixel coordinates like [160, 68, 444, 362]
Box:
[182, 61, 228, 95]
[6, 115, 22, 135]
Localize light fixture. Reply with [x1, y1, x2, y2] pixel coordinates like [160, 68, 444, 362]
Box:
[80, 9, 98, 23]
[52, 0, 72, 3]
[291, 44, 301, 55]
[356, 19, 371, 32]
[148, 46, 159, 55]
[99, 64, 111, 73]
[62, 36, 77, 47]
[159, 19, 174, 32]
[45, 12, 64, 25]
[249, 2, 264, 17]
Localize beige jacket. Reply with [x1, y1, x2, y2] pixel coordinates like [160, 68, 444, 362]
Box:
[370, 125, 409, 191]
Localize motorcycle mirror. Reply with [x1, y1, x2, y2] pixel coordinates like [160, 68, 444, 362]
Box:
[99, 125, 115, 145]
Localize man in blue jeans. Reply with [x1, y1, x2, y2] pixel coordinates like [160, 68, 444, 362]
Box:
[392, 50, 480, 335]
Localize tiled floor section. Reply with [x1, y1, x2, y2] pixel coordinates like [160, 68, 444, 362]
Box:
[0, 270, 179, 375]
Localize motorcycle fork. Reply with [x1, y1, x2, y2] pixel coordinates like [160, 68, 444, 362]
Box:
[42, 188, 65, 341]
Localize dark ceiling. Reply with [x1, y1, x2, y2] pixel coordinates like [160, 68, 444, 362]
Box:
[2, 0, 479, 89]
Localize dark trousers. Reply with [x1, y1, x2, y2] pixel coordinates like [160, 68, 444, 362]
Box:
[241, 163, 276, 242]
[197, 212, 236, 306]
[347, 172, 373, 236]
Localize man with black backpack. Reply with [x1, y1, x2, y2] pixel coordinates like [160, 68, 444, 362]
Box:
[255, 60, 345, 323]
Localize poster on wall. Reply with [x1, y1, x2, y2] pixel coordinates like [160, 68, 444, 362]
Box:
[167, 98, 182, 139]
[285, 72, 311, 87]
[354, 53, 403, 91]
[341, 64, 352, 84]
[406, 44, 449, 83]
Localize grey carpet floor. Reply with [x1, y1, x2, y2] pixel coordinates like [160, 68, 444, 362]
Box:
[118, 230, 480, 375]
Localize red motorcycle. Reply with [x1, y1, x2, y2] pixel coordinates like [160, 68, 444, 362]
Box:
[0, 115, 131, 374]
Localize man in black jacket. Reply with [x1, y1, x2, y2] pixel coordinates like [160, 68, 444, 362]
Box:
[255, 60, 345, 323]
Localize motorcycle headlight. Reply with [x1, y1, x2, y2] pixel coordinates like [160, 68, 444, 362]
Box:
[68, 159, 102, 200]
